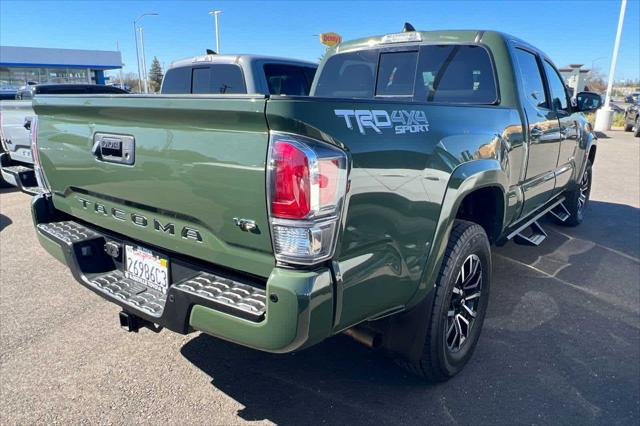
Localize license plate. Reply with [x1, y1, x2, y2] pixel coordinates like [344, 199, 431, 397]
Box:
[124, 245, 169, 293]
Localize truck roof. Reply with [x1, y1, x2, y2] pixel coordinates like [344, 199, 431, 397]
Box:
[334, 29, 547, 58]
[169, 54, 317, 70]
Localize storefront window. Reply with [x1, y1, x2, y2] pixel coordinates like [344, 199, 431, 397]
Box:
[0, 67, 90, 90]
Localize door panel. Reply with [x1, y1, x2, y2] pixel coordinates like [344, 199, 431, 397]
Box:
[513, 48, 561, 216]
[543, 60, 578, 194]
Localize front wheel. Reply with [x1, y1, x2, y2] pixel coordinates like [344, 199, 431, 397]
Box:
[396, 220, 491, 381]
[561, 159, 592, 226]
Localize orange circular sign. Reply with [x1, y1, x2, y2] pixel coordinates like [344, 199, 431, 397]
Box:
[320, 32, 342, 47]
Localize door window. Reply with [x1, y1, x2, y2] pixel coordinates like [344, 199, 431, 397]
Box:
[543, 60, 569, 112]
[514, 49, 548, 109]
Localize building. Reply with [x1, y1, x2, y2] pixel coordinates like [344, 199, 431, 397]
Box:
[559, 64, 591, 96]
[0, 46, 122, 91]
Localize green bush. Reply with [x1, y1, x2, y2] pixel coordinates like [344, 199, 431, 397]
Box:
[612, 112, 626, 128]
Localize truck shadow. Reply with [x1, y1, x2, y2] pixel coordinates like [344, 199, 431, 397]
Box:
[180, 200, 639, 425]
[0, 213, 12, 232]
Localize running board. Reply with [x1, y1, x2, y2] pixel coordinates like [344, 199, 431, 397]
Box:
[506, 197, 565, 246]
[549, 202, 570, 223]
[513, 220, 547, 246]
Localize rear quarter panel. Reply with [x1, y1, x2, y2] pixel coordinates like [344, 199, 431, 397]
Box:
[266, 97, 523, 330]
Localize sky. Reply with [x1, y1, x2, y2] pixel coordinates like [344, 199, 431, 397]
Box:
[1, 0, 639, 82]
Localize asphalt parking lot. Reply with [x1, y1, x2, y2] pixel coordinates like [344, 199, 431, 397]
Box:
[1, 131, 638, 425]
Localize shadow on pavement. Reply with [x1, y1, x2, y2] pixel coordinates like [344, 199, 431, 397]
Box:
[0, 186, 19, 194]
[0, 213, 12, 232]
[181, 200, 639, 425]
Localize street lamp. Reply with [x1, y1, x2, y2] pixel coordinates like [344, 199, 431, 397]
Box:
[208, 10, 222, 54]
[133, 12, 158, 93]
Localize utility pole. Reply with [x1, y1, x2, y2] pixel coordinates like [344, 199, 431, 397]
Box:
[595, 0, 627, 131]
[133, 12, 158, 93]
[116, 41, 124, 90]
[209, 10, 222, 54]
[139, 27, 149, 93]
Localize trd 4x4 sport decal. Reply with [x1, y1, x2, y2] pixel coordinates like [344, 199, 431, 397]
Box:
[334, 109, 429, 135]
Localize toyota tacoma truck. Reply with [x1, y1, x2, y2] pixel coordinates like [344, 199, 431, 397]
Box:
[29, 29, 601, 381]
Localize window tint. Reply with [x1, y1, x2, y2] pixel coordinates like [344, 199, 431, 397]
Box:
[514, 49, 547, 108]
[543, 60, 569, 111]
[264, 64, 315, 95]
[376, 51, 418, 96]
[37, 87, 86, 94]
[161, 66, 191, 94]
[414, 45, 497, 103]
[191, 68, 210, 94]
[314, 49, 378, 98]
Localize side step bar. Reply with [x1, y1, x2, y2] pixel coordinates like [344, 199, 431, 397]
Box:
[506, 197, 566, 246]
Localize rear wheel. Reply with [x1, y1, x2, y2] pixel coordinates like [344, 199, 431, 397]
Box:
[396, 220, 491, 381]
[624, 115, 633, 132]
[561, 159, 592, 226]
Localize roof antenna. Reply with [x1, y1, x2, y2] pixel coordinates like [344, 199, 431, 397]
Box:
[403, 22, 415, 32]
[206, 49, 217, 55]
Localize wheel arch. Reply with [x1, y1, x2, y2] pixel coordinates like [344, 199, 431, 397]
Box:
[408, 159, 508, 309]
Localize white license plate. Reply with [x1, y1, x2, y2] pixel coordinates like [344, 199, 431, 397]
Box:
[124, 245, 169, 293]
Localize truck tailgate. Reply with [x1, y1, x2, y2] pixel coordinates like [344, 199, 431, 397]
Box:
[33, 95, 274, 278]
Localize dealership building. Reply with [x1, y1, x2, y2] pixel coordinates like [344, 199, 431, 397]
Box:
[0, 46, 122, 90]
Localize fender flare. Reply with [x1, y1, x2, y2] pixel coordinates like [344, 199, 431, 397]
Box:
[407, 159, 508, 309]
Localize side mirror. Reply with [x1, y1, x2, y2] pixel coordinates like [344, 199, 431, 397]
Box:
[575, 91, 603, 112]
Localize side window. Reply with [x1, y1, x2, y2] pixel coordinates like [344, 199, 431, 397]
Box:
[376, 51, 418, 96]
[263, 64, 314, 95]
[514, 48, 547, 109]
[160, 66, 191, 94]
[543, 60, 569, 112]
[414, 45, 497, 104]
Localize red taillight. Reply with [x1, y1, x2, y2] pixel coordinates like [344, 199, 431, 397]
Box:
[271, 140, 311, 219]
[268, 132, 348, 265]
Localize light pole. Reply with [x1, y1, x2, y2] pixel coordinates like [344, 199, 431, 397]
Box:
[133, 12, 158, 93]
[209, 10, 222, 54]
[595, 0, 627, 131]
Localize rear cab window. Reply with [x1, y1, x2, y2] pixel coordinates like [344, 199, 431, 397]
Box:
[162, 64, 246, 94]
[264, 64, 316, 95]
[314, 44, 498, 104]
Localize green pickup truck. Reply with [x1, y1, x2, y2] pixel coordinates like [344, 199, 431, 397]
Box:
[30, 29, 601, 381]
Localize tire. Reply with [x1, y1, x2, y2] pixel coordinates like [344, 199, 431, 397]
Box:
[624, 116, 633, 132]
[396, 220, 491, 381]
[560, 159, 592, 226]
[634, 118, 640, 138]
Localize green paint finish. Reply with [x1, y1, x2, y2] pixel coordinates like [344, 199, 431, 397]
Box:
[35, 229, 66, 264]
[266, 98, 521, 329]
[33, 95, 275, 278]
[189, 267, 334, 352]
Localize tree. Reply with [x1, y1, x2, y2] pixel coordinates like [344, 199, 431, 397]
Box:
[149, 57, 164, 93]
[584, 67, 607, 94]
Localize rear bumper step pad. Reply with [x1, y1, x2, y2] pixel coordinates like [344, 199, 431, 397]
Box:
[0, 153, 41, 195]
[36, 220, 267, 331]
